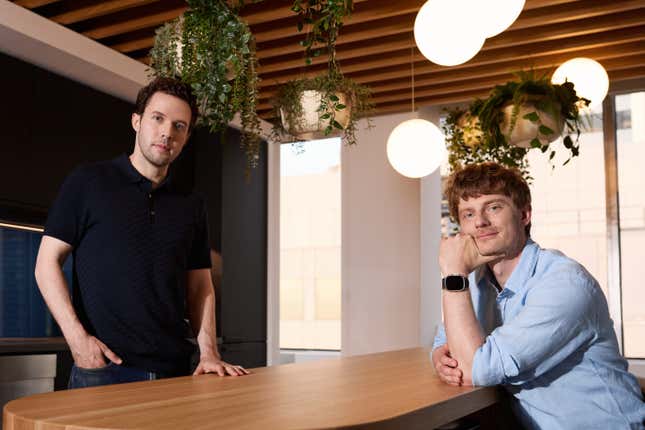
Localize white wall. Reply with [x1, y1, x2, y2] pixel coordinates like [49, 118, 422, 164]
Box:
[341, 111, 442, 356]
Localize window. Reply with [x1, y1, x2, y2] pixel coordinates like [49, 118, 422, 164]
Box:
[526, 104, 608, 294]
[616, 91, 645, 358]
[0, 224, 71, 337]
[279, 138, 341, 350]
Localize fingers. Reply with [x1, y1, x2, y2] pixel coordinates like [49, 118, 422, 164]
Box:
[438, 365, 463, 386]
[193, 363, 205, 376]
[440, 354, 458, 368]
[97, 339, 122, 365]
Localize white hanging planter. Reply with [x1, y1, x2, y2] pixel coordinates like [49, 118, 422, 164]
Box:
[500, 102, 564, 148]
[280, 90, 351, 140]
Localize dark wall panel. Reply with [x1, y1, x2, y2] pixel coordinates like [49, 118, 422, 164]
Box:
[0, 52, 133, 222]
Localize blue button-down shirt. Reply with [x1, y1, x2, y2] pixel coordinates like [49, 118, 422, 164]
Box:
[433, 239, 645, 429]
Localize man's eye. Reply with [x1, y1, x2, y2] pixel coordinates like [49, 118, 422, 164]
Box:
[175, 123, 186, 131]
[462, 212, 473, 219]
[152, 115, 161, 121]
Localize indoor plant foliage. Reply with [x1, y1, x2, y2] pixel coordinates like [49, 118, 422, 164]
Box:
[272, 0, 373, 145]
[150, 0, 262, 169]
[443, 71, 590, 180]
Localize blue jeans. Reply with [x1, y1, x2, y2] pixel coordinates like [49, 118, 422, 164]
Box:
[68, 362, 174, 389]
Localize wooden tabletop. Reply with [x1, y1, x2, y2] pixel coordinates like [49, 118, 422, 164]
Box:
[3, 347, 500, 430]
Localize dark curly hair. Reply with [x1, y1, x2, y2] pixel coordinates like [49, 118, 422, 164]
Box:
[445, 162, 532, 236]
[134, 77, 198, 131]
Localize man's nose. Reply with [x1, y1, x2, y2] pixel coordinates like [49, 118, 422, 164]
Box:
[160, 123, 173, 140]
[474, 212, 490, 227]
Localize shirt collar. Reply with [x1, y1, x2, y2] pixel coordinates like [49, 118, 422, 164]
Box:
[473, 238, 539, 294]
[114, 154, 172, 190]
[501, 238, 539, 294]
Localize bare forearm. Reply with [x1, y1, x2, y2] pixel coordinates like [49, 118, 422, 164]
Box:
[186, 282, 219, 359]
[442, 290, 485, 385]
[35, 261, 86, 342]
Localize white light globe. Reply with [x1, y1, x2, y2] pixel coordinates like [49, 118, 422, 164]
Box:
[473, 0, 525, 38]
[414, 0, 485, 66]
[387, 119, 446, 178]
[552, 58, 609, 109]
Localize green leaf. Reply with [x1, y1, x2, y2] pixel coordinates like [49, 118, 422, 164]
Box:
[563, 135, 573, 149]
[324, 125, 333, 135]
[332, 119, 343, 129]
[329, 94, 339, 102]
[549, 150, 556, 160]
[530, 138, 541, 148]
[335, 103, 346, 110]
[320, 113, 331, 119]
[297, 21, 303, 32]
[539, 125, 554, 135]
[522, 111, 539, 123]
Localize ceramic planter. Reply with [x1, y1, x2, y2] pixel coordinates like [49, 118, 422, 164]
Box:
[501, 102, 564, 148]
[280, 90, 351, 140]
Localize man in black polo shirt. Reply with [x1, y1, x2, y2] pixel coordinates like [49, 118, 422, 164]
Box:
[35, 77, 248, 388]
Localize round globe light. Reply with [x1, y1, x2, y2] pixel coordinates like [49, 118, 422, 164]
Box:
[414, 0, 485, 66]
[552, 57, 609, 109]
[387, 119, 446, 178]
[474, 0, 525, 38]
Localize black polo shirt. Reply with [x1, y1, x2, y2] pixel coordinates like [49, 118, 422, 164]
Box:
[44, 154, 211, 374]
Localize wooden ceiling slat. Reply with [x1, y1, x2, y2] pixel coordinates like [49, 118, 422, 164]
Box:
[258, 9, 645, 74]
[357, 65, 645, 116]
[112, 37, 153, 54]
[52, 0, 161, 26]
[259, 42, 645, 107]
[258, 25, 645, 85]
[241, 0, 370, 26]
[82, 7, 186, 40]
[13, 0, 61, 8]
[368, 54, 645, 106]
[258, 54, 645, 112]
[508, 0, 645, 31]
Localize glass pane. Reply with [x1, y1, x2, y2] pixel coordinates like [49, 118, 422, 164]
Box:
[279, 138, 341, 350]
[527, 104, 607, 296]
[616, 91, 645, 358]
[0, 225, 72, 337]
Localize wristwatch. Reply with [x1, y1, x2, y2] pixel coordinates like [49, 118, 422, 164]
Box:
[441, 275, 469, 291]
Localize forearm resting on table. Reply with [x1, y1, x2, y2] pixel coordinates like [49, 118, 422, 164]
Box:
[186, 270, 219, 359]
[442, 290, 485, 385]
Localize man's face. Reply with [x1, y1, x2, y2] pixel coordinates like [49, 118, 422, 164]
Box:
[457, 193, 531, 257]
[131, 91, 192, 168]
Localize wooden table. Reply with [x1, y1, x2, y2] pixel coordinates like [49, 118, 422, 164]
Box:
[3, 347, 500, 429]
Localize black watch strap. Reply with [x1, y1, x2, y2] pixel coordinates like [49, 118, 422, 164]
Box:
[442, 275, 469, 291]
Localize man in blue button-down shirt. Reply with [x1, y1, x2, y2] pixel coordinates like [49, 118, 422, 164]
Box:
[432, 162, 644, 429]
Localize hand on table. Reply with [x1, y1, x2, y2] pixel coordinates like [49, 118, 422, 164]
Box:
[432, 344, 463, 386]
[193, 355, 250, 377]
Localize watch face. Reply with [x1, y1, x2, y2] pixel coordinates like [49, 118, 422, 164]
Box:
[443, 275, 468, 291]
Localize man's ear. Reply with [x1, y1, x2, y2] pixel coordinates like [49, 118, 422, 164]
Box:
[131, 113, 141, 132]
[521, 204, 532, 227]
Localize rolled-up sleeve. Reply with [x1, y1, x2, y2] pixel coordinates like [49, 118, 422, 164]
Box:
[472, 270, 598, 387]
[432, 323, 447, 351]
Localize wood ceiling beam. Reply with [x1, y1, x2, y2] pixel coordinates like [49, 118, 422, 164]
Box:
[13, 0, 61, 8]
[257, 54, 645, 112]
[82, 7, 186, 40]
[507, 0, 645, 31]
[257, 0, 645, 60]
[257, 25, 645, 85]
[258, 9, 645, 74]
[360, 65, 645, 115]
[258, 42, 645, 109]
[367, 54, 645, 106]
[51, 0, 160, 26]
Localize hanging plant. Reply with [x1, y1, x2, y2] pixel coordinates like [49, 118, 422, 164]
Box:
[272, 0, 373, 145]
[149, 0, 262, 169]
[443, 70, 590, 180]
